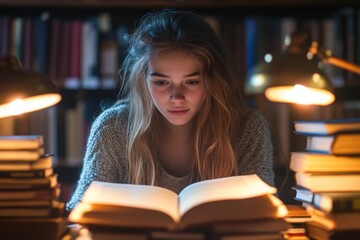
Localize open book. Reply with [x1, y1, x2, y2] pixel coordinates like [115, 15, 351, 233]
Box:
[69, 174, 288, 230]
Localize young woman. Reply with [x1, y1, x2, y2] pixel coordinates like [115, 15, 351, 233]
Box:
[66, 9, 274, 211]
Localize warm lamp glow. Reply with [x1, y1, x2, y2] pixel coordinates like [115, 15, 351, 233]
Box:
[0, 55, 62, 118]
[265, 84, 335, 106]
[0, 94, 61, 118]
[245, 32, 360, 106]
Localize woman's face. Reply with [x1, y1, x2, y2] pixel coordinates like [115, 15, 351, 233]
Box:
[147, 50, 205, 126]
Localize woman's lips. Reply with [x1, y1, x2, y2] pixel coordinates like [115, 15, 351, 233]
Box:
[168, 109, 189, 116]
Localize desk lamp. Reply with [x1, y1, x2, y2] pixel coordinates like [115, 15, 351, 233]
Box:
[246, 32, 360, 106]
[0, 55, 62, 118]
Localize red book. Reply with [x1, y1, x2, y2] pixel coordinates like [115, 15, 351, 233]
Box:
[65, 20, 82, 89]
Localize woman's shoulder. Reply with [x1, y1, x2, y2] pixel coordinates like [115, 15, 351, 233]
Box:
[240, 108, 269, 131]
[90, 101, 129, 134]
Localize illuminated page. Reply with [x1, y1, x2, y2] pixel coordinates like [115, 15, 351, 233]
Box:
[178, 174, 277, 217]
[82, 181, 179, 221]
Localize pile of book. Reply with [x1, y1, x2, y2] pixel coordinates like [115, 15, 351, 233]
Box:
[68, 174, 290, 240]
[291, 119, 360, 240]
[0, 135, 66, 240]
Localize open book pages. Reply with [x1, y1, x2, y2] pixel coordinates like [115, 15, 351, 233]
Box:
[69, 174, 287, 229]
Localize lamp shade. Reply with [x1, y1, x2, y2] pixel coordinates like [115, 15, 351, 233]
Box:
[0, 56, 62, 118]
[246, 33, 335, 106]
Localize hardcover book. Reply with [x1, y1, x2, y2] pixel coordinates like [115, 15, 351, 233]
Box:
[294, 119, 360, 135]
[295, 172, 360, 192]
[290, 152, 360, 173]
[0, 154, 53, 171]
[0, 135, 44, 150]
[304, 132, 360, 155]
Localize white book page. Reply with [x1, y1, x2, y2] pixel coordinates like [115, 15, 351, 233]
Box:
[178, 174, 277, 217]
[83, 181, 179, 221]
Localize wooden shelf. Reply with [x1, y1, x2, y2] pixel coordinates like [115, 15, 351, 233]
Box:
[0, 0, 359, 8]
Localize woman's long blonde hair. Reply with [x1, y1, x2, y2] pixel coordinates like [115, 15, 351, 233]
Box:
[118, 9, 246, 185]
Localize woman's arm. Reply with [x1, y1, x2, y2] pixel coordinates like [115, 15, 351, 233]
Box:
[235, 110, 275, 187]
[66, 106, 128, 211]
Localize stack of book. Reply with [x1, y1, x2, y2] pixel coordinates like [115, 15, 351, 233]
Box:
[290, 119, 360, 240]
[0, 135, 66, 240]
[68, 174, 289, 240]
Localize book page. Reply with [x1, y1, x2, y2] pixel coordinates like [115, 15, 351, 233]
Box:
[82, 181, 179, 221]
[178, 174, 276, 218]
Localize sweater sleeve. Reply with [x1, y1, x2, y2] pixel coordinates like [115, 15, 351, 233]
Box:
[235, 110, 275, 187]
[66, 106, 128, 211]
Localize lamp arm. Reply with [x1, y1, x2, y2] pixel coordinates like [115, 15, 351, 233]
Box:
[323, 56, 360, 75]
[309, 41, 360, 75]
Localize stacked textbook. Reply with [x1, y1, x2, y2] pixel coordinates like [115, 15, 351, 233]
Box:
[68, 174, 289, 240]
[290, 119, 360, 240]
[0, 135, 66, 240]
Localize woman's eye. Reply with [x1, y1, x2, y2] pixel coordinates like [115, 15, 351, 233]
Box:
[186, 80, 200, 85]
[153, 80, 168, 86]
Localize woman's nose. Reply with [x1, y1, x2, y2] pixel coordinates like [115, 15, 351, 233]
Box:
[170, 85, 185, 102]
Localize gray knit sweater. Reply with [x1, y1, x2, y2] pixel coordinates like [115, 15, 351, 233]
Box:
[66, 104, 274, 211]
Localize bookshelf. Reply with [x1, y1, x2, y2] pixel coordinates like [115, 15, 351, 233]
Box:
[1, 0, 360, 204]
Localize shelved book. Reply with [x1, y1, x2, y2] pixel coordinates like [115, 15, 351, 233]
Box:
[69, 174, 288, 230]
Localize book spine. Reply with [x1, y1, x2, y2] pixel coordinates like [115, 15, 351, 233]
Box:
[0, 170, 49, 178]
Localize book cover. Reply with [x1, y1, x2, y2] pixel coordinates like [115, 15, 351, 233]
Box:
[69, 175, 288, 230]
[294, 118, 360, 135]
[292, 185, 314, 204]
[0, 135, 43, 150]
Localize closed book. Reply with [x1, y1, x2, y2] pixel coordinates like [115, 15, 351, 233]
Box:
[292, 185, 314, 204]
[0, 174, 57, 190]
[306, 221, 360, 240]
[0, 154, 53, 170]
[0, 185, 60, 200]
[69, 175, 288, 230]
[313, 192, 360, 213]
[290, 152, 360, 173]
[295, 172, 360, 192]
[0, 147, 45, 161]
[304, 132, 360, 155]
[0, 199, 53, 208]
[307, 206, 360, 230]
[0, 200, 64, 218]
[294, 118, 360, 135]
[0, 135, 43, 150]
[0, 217, 66, 240]
[0, 168, 53, 178]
